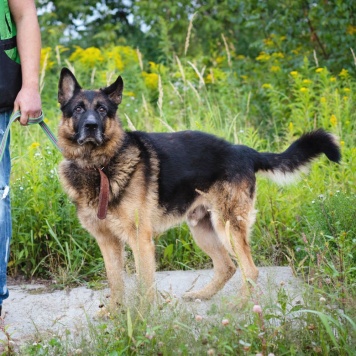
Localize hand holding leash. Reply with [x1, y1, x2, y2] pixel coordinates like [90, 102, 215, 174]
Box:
[13, 86, 42, 126]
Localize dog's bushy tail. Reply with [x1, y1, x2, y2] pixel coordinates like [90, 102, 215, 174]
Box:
[254, 129, 341, 185]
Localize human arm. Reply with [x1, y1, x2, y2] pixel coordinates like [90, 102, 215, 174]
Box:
[8, 0, 42, 125]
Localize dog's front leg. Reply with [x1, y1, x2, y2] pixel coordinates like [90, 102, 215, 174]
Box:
[127, 230, 156, 301]
[95, 233, 125, 308]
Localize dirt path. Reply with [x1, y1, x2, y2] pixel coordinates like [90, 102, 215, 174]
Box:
[0, 267, 301, 351]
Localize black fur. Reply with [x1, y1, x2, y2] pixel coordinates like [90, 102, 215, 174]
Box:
[254, 129, 340, 174]
[131, 131, 231, 213]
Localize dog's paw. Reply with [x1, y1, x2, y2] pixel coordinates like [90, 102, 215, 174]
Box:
[182, 290, 211, 301]
[95, 305, 111, 320]
[182, 291, 196, 301]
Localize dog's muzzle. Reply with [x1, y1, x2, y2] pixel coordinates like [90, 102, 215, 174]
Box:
[77, 115, 104, 145]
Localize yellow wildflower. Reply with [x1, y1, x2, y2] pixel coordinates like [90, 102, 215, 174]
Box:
[343, 87, 351, 93]
[215, 56, 225, 65]
[40, 47, 54, 70]
[289, 122, 294, 131]
[256, 52, 271, 61]
[149, 61, 160, 72]
[330, 114, 337, 127]
[104, 48, 124, 71]
[119, 46, 139, 64]
[343, 96, 349, 101]
[40, 47, 50, 64]
[236, 55, 245, 60]
[270, 65, 281, 72]
[142, 72, 159, 90]
[205, 68, 227, 84]
[339, 69, 349, 78]
[330, 77, 337, 82]
[315, 68, 324, 73]
[44, 118, 49, 124]
[263, 38, 274, 47]
[149, 61, 167, 74]
[124, 91, 135, 97]
[300, 87, 308, 92]
[103, 46, 139, 71]
[290, 71, 298, 77]
[262, 83, 272, 89]
[29, 142, 40, 149]
[272, 52, 284, 59]
[340, 140, 345, 146]
[240, 75, 248, 81]
[303, 79, 312, 85]
[206, 73, 214, 83]
[280, 36, 287, 41]
[56, 45, 69, 54]
[320, 97, 327, 103]
[346, 25, 356, 35]
[69, 46, 104, 68]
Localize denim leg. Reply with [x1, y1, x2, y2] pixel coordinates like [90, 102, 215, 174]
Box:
[0, 110, 12, 305]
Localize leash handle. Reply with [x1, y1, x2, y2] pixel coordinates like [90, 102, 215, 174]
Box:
[0, 111, 61, 163]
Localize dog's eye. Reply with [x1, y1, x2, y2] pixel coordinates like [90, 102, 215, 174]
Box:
[98, 106, 107, 114]
[74, 106, 83, 113]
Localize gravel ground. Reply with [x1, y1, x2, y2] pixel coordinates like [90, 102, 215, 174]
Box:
[0, 267, 302, 351]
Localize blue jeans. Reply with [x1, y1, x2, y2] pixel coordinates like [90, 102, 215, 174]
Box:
[0, 110, 12, 305]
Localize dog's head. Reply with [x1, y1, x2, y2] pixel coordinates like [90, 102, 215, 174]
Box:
[58, 68, 125, 164]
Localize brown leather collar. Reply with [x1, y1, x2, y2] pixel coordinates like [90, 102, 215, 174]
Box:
[97, 167, 110, 220]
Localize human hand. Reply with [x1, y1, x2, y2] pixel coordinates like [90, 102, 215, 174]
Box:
[13, 86, 42, 125]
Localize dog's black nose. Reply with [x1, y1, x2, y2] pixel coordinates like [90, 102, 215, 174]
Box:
[85, 122, 98, 130]
[84, 116, 98, 130]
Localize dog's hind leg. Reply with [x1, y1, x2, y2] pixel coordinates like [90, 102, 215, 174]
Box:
[221, 219, 259, 297]
[183, 208, 236, 300]
[210, 183, 259, 300]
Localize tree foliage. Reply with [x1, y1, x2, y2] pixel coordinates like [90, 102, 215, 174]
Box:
[36, 0, 356, 72]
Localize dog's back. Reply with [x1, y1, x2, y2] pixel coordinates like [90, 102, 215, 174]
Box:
[128, 129, 340, 214]
[128, 130, 257, 214]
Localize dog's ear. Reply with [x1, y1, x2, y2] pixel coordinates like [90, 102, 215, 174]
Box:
[101, 76, 124, 105]
[58, 68, 81, 106]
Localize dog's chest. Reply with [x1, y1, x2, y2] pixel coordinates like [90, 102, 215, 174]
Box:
[60, 159, 140, 207]
[59, 162, 100, 204]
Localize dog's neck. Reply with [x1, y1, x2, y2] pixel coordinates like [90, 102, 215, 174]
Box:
[74, 151, 112, 170]
[61, 130, 126, 169]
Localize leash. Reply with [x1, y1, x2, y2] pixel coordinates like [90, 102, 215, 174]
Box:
[0, 111, 60, 162]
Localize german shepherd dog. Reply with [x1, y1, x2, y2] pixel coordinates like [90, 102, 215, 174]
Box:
[57, 68, 340, 306]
